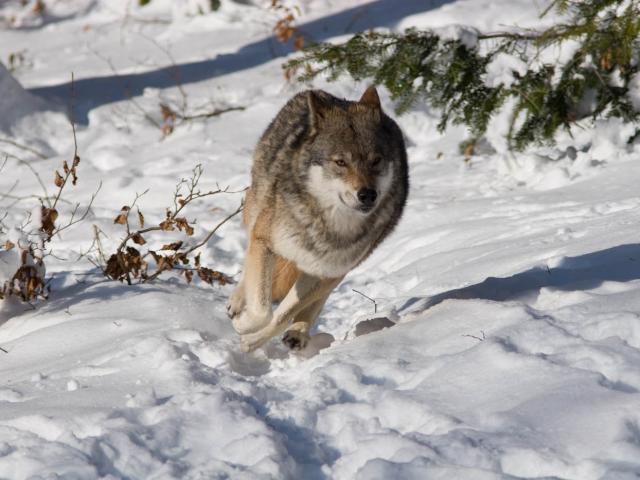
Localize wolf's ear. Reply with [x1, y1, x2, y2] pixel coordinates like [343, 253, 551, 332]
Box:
[307, 90, 329, 128]
[359, 86, 381, 109]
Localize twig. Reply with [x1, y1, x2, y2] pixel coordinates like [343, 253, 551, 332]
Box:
[0, 346, 7, 354]
[462, 331, 486, 342]
[0, 137, 48, 160]
[113, 189, 149, 285]
[79, 226, 110, 274]
[93, 224, 108, 268]
[3, 152, 51, 207]
[89, 47, 162, 129]
[142, 203, 243, 283]
[51, 111, 80, 211]
[108, 163, 244, 285]
[177, 106, 246, 122]
[478, 30, 543, 41]
[138, 33, 189, 113]
[53, 181, 102, 238]
[181, 204, 243, 257]
[352, 288, 377, 314]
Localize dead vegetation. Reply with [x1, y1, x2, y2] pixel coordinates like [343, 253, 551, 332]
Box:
[93, 164, 242, 287]
[271, 0, 305, 51]
[0, 117, 99, 303]
[1, 152, 241, 304]
[0, 7, 255, 306]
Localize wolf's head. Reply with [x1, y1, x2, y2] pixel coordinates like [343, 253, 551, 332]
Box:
[303, 86, 401, 216]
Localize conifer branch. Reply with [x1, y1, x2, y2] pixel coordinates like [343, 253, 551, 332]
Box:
[285, 0, 640, 150]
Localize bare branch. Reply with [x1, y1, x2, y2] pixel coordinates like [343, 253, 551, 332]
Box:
[352, 288, 378, 314]
[177, 106, 246, 122]
[0, 137, 48, 160]
[53, 181, 102, 238]
[89, 47, 162, 129]
[138, 33, 189, 113]
[462, 331, 486, 342]
[181, 203, 243, 257]
[106, 164, 244, 286]
[3, 151, 51, 207]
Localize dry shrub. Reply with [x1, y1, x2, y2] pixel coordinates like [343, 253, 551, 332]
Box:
[0, 245, 46, 301]
[100, 164, 241, 287]
[0, 118, 98, 304]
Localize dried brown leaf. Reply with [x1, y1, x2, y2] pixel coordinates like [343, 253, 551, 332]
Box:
[159, 219, 175, 231]
[197, 267, 233, 286]
[160, 103, 176, 121]
[293, 34, 305, 51]
[32, 0, 44, 15]
[161, 124, 174, 137]
[9, 264, 46, 301]
[41, 207, 58, 238]
[175, 217, 194, 236]
[54, 171, 64, 187]
[160, 241, 183, 251]
[131, 233, 146, 245]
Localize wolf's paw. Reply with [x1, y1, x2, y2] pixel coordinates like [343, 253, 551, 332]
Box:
[282, 330, 310, 351]
[240, 328, 271, 352]
[232, 309, 271, 335]
[226, 287, 246, 319]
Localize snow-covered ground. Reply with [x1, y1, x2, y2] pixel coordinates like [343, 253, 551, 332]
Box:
[1, 0, 640, 478]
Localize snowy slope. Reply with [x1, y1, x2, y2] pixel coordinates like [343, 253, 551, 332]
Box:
[1, 0, 640, 478]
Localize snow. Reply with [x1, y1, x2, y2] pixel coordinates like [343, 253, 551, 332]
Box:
[0, 62, 59, 134]
[1, 0, 640, 478]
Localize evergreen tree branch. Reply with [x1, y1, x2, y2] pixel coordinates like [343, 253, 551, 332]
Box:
[285, 0, 640, 150]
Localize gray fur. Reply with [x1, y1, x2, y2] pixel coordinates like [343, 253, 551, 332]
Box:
[230, 87, 409, 351]
[249, 89, 408, 270]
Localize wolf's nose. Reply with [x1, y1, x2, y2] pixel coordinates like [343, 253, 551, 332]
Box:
[357, 188, 377, 206]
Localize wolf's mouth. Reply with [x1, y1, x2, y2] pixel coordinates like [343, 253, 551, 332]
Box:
[339, 193, 375, 214]
[338, 193, 375, 213]
[356, 205, 374, 213]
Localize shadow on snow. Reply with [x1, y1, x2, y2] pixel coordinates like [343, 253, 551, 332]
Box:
[29, 0, 452, 124]
[399, 243, 640, 314]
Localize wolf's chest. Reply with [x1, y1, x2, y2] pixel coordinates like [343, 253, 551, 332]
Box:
[271, 225, 367, 278]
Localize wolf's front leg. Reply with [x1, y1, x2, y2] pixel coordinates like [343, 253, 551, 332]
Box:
[226, 275, 246, 318]
[232, 238, 275, 335]
[282, 287, 336, 350]
[240, 274, 340, 352]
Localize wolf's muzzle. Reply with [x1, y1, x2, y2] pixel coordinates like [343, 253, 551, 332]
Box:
[357, 188, 377, 209]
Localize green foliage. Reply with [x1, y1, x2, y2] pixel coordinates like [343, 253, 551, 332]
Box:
[286, 0, 640, 150]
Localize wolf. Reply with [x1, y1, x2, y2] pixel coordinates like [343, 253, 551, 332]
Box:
[227, 86, 408, 352]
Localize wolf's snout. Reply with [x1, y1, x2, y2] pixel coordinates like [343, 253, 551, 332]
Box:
[357, 188, 377, 207]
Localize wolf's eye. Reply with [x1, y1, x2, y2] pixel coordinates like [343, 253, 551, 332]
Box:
[372, 156, 382, 167]
[334, 158, 347, 167]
